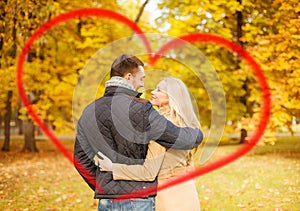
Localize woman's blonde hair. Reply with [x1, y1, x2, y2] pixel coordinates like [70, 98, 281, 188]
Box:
[158, 77, 200, 128]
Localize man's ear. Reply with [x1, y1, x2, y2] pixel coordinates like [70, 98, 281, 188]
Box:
[124, 72, 132, 80]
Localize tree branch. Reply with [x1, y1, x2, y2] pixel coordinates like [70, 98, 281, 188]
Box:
[134, 0, 150, 24]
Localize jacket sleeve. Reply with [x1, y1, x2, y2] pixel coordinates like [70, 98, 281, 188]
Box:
[145, 103, 204, 150]
[111, 141, 166, 181]
[73, 124, 97, 191]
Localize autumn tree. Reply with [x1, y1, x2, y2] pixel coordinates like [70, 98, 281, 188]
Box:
[1, 0, 123, 150]
[155, 0, 300, 143]
[0, 0, 21, 151]
[3, 0, 298, 149]
[246, 0, 300, 139]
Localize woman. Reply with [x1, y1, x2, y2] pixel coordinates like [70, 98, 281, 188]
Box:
[98, 77, 201, 211]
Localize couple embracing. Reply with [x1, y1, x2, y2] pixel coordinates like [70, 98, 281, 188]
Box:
[74, 54, 203, 211]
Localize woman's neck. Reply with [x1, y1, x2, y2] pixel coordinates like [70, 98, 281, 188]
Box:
[158, 105, 171, 115]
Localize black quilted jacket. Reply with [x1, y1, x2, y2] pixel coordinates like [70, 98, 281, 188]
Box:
[74, 86, 203, 199]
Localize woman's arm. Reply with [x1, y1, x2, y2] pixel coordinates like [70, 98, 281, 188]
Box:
[97, 141, 166, 181]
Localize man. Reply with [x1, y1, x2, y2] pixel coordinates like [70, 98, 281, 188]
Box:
[74, 54, 203, 211]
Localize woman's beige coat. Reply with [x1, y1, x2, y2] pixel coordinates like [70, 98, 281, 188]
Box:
[111, 114, 200, 211]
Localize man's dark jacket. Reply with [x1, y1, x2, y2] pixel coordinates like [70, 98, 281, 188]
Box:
[74, 86, 203, 199]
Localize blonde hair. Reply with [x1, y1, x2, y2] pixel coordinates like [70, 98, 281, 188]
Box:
[158, 77, 200, 128]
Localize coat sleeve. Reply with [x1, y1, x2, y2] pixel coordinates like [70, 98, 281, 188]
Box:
[73, 122, 97, 191]
[145, 103, 204, 150]
[112, 141, 166, 181]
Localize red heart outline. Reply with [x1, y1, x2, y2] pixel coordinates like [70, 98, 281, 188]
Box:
[16, 8, 271, 200]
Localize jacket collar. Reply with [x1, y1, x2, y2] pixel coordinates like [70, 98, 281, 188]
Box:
[104, 86, 142, 98]
[105, 76, 142, 98]
[105, 76, 135, 90]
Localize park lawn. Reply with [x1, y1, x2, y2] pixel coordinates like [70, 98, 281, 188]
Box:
[0, 137, 299, 211]
[194, 136, 300, 211]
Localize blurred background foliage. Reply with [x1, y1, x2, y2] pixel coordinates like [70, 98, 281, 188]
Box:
[0, 0, 299, 151]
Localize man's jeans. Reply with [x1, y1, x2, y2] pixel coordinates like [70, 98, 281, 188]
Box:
[98, 197, 155, 211]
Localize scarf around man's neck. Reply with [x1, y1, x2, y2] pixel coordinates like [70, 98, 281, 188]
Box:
[105, 76, 135, 91]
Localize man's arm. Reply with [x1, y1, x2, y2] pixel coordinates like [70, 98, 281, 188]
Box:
[146, 103, 204, 150]
[73, 125, 97, 191]
[96, 141, 165, 181]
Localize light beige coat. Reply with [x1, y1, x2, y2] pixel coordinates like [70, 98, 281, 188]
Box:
[112, 114, 200, 211]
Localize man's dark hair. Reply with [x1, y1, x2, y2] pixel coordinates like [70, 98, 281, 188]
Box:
[110, 54, 144, 78]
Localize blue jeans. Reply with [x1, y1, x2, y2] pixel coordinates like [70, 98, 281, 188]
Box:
[98, 198, 155, 211]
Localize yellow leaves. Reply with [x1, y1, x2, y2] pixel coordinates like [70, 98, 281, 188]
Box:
[182, 4, 199, 15]
[80, 27, 101, 37]
[289, 26, 298, 33]
[257, 39, 270, 45]
[241, 0, 256, 9]
[291, 34, 300, 40]
[61, 73, 78, 85]
[279, 2, 294, 11]
[226, 0, 244, 13]
[260, 131, 277, 145]
[286, 99, 300, 110]
[0, 0, 298, 139]
[18, 107, 29, 121]
[218, 27, 233, 39]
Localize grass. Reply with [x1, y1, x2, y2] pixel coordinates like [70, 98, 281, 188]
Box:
[0, 137, 299, 211]
[194, 136, 300, 211]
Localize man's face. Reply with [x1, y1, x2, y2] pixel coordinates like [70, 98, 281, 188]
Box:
[129, 66, 145, 91]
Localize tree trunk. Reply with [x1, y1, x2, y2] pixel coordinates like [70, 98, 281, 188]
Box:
[0, 116, 2, 135]
[17, 113, 23, 135]
[237, 0, 252, 115]
[240, 128, 248, 144]
[237, 0, 243, 46]
[2, 90, 13, 151]
[22, 119, 38, 152]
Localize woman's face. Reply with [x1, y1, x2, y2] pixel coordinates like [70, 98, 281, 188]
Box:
[150, 81, 169, 107]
